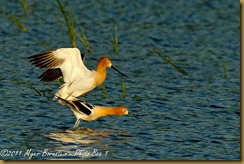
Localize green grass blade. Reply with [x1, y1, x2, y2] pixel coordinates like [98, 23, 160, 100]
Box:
[6, 14, 28, 32]
[38, 42, 51, 51]
[114, 24, 119, 54]
[121, 80, 126, 98]
[31, 87, 42, 96]
[76, 32, 91, 52]
[224, 64, 227, 79]
[56, 0, 76, 47]
[101, 83, 108, 98]
[56, 0, 69, 30]
[152, 48, 188, 75]
[69, 5, 76, 47]
[21, 0, 28, 14]
[54, 13, 68, 36]
[75, 21, 91, 52]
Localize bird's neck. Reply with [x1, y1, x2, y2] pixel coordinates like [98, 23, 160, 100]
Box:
[95, 65, 107, 86]
[94, 106, 120, 118]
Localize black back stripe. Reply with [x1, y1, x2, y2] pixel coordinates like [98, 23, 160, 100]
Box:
[73, 101, 92, 115]
[84, 102, 94, 109]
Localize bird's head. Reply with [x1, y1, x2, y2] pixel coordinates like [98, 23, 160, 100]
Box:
[113, 106, 129, 115]
[99, 57, 112, 68]
[98, 56, 128, 77]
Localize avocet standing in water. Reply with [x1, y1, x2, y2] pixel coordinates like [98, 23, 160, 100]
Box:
[28, 48, 128, 101]
[57, 96, 128, 128]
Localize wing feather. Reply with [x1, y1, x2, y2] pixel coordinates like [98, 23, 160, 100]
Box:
[28, 48, 90, 83]
[38, 68, 62, 82]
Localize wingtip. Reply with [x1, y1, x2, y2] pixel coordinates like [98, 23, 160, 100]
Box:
[81, 53, 85, 61]
[27, 51, 53, 59]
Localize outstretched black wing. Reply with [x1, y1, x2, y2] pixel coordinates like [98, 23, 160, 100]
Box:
[38, 68, 62, 82]
[29, 52, 85, 82]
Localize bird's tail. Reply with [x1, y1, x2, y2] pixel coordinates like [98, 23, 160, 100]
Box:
[55, 96, 94, 116]
[55, 96, 70, 106]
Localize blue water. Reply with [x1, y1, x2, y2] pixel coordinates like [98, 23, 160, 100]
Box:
[0, 0, 240, 160]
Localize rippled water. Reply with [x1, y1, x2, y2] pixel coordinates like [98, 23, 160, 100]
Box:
[0, 0, 240, 160]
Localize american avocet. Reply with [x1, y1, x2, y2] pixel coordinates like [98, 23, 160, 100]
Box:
[57, 97, 128, 128]
[28, 48, 127, 100]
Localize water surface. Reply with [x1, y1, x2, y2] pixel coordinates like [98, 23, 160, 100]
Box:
[0, 0, 240, 160]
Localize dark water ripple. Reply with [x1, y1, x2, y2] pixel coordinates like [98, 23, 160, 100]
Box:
[0, 0, 240, 160]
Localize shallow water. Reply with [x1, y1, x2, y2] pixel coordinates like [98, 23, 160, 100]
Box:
[0, 0, 240, 160]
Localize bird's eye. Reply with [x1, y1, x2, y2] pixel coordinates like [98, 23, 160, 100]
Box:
[123, 109, 126, 112]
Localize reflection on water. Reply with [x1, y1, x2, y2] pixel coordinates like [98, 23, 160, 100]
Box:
[43, 127, 111, 144]
[42, 127, 130, 160]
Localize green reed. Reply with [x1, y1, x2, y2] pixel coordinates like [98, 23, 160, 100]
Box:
[31, 86, 42, 96]
[38, 42, 51, 51]
[20, 0, 28, 15]
[56, 0, 91, 52]
[101, 83, 108, 98]
[121, 79, 126, 98]
[113, 24, 119, 54]
[4, 0, 29, 32]
[115, 24, 126, 97]
[152, 48, 188, 75]
[76, 21, 91, 52]
[57, 0, 76, 47]
[224, 64, 227, 79]
[113, 24, 127, 97]
[5, 14, 28, 32]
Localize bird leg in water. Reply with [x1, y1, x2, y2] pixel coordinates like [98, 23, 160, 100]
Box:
[74, 119, 81, 128]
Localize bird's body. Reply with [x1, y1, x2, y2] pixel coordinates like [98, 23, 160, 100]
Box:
[28, 48, 127, 101]
[56, 69, 100, 100]
[57, 97, 128, 128]
[28, 47, 128, 128]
